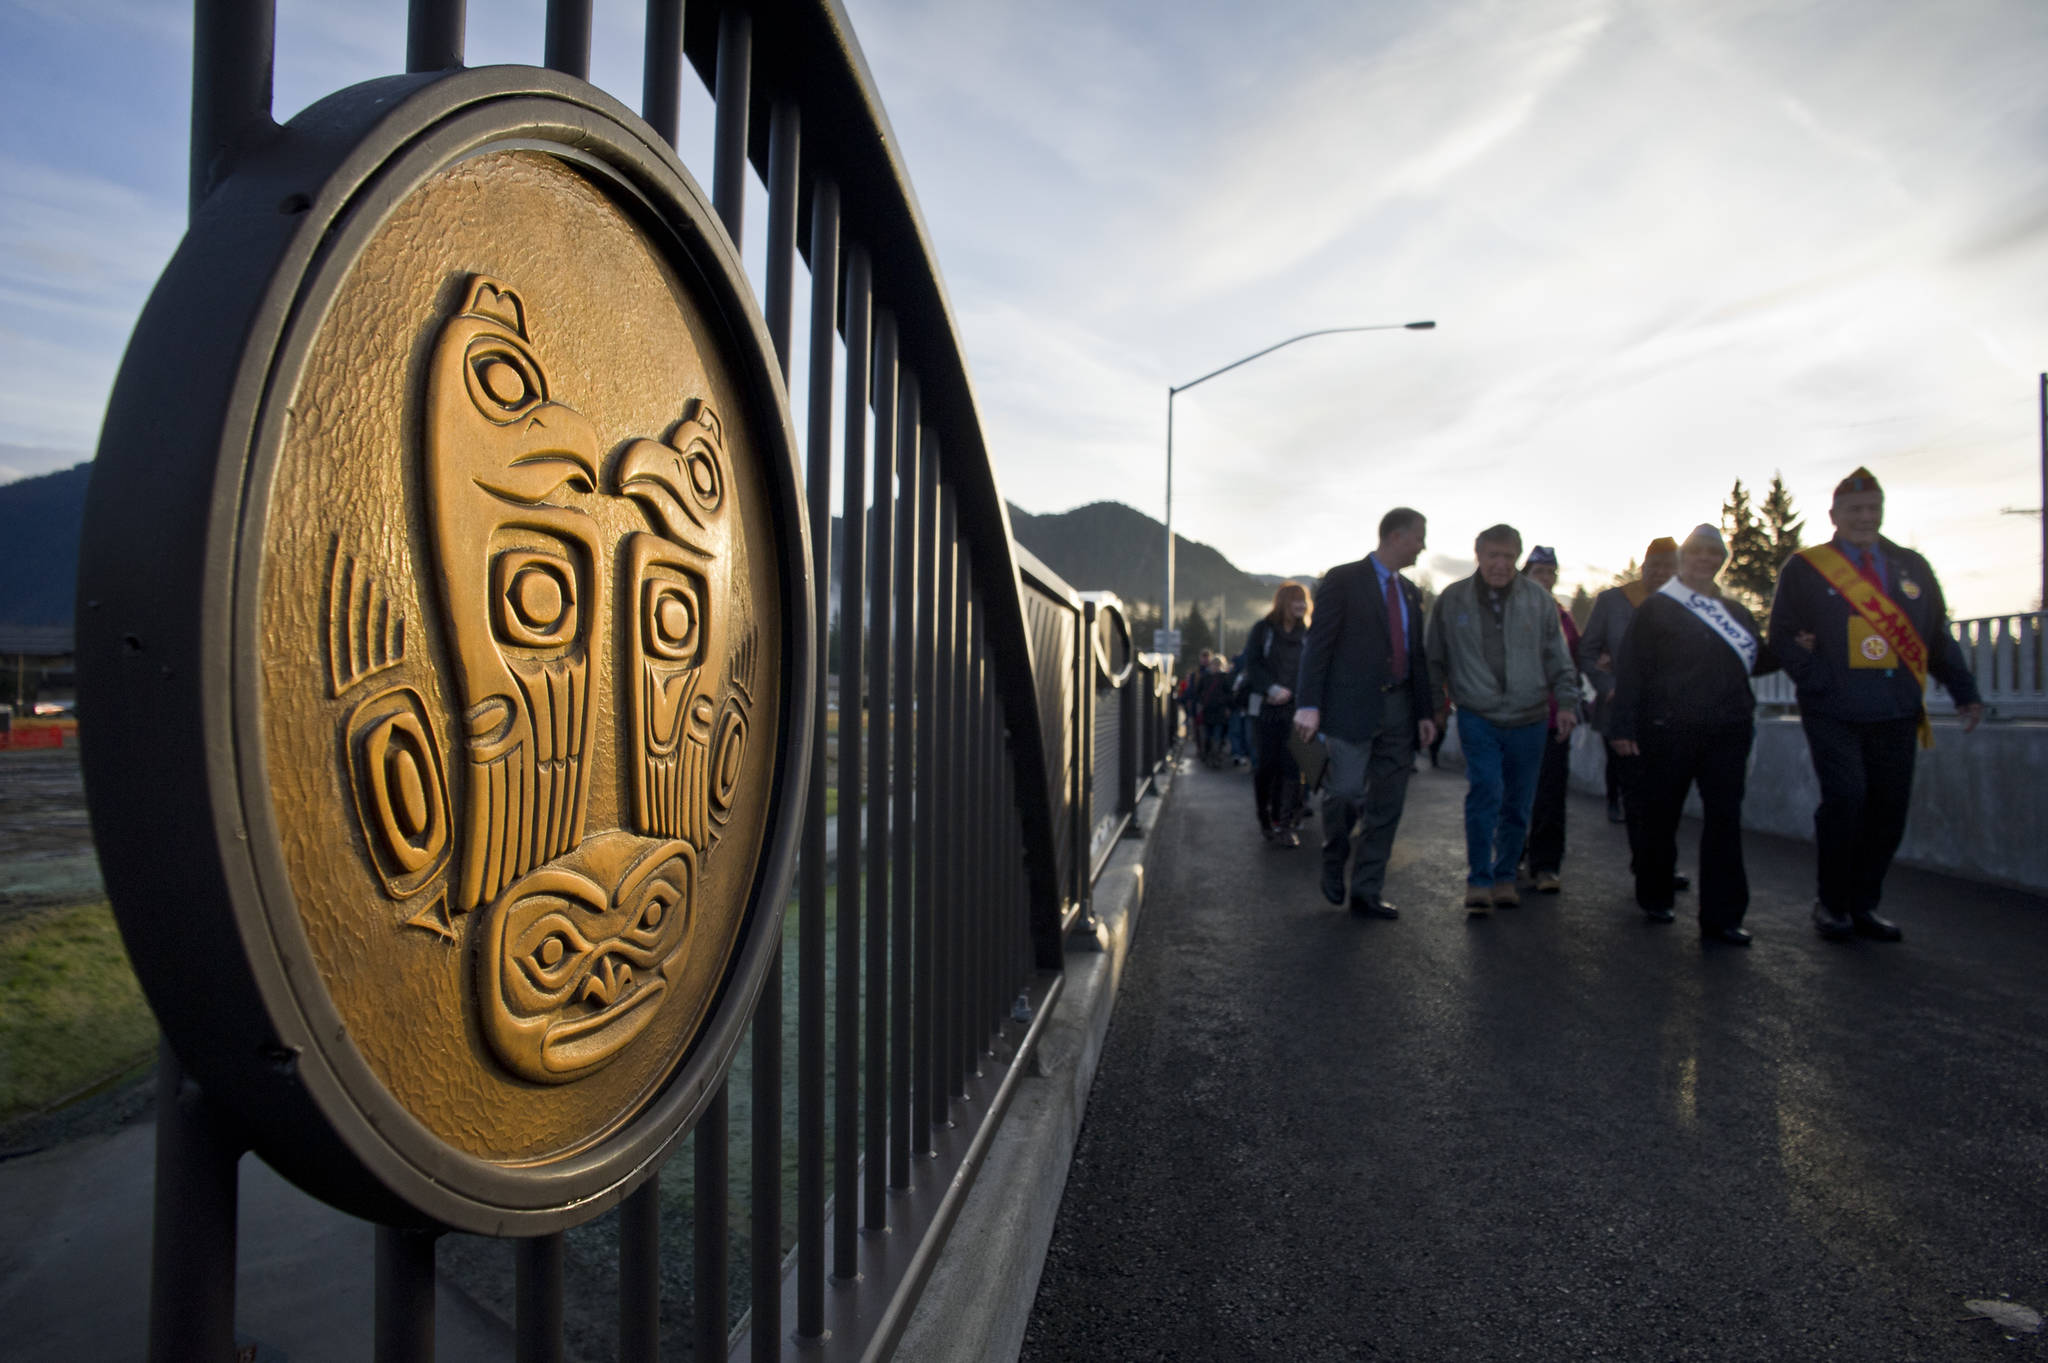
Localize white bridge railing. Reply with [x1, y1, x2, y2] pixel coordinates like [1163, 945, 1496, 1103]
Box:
[1753, 611, 2047, 721]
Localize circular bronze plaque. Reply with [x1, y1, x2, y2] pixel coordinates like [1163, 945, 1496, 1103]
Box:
[80, 72, 811, 1232]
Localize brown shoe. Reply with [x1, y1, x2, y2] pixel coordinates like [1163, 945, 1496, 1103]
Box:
[1534, 871, 1561, 894]
[1465, 885, 1493, 916]
[1491, 882, 1521, 908]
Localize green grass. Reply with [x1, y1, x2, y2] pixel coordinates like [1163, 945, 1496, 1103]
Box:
[0, 901, 158, 1122]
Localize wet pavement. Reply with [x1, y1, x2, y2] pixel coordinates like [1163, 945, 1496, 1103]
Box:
[1024, 753, 2048, 1362]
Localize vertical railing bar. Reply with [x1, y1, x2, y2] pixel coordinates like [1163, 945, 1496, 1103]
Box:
[865, 311, 899, 1230]
[983, 638, 999, 1064]
[698, 13, 747, 1349]
[641, 0, 684, 147]
[1078, 608, 1095, 929]
[889, 376, 920, 1190]
[834, 248, 872, 1278]
[192, 0, 276, 215]
[619, 1178, 660, 1363]
[798, 177, 840, 1337]
[958, 588, 979, 1087]
[912, 444, 936, 1153]
[927, 486, 955, 1136]
[694, 1107, 729, 1361]
[987, 676, 1001, 1052]
[147, 1041, 240, 1363]
[948, 557, 972, 1098]
[405, 0, 465, 74]
[514, 1234, 565, 1363]
[745, 92, 800, 1363]
[542, 0, 592, 79]
[711, 4, 751, 240]
[374, 1226, 437, 1363]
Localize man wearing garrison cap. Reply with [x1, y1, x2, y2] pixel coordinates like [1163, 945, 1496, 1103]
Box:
[1768, 467, 1984, 943]
[1577, 536, 1689, 894]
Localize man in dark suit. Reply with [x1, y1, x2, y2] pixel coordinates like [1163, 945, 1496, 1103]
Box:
[1293, 507, 1439, 918]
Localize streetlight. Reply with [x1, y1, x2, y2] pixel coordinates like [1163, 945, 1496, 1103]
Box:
[1160, 321, 1436, 654]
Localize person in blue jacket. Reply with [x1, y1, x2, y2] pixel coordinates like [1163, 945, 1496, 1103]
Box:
[1767, 467, 1984, 943]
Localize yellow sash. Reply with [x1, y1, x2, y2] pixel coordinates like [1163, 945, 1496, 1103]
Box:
[1800, 543, 1933, 748]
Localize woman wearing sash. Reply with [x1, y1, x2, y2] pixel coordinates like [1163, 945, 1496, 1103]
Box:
[1608, 524, 1780, 945]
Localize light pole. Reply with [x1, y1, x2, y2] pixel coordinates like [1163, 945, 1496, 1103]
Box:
[1162, 322, 1436, 654]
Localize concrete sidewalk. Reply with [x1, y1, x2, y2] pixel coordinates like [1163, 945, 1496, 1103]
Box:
[0, 1111, 515, 1361]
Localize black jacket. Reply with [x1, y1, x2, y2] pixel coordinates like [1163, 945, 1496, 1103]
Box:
[1577, 581, 1649, 731]
[1610, 589, 1779, 742]
[1243, 616, 1307, 709]
[1293, 555, 1434, 743]
[1767, 538, 1980, 722]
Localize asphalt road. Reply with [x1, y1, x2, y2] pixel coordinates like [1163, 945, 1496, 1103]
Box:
[1023, 752, 2048, 1362]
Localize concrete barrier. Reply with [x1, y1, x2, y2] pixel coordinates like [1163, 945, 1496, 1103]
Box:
[1512, 717, 2048, 894]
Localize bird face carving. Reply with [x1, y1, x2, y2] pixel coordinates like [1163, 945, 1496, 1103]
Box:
[426, 278, 604, 915]
[410, 275, 758, 1085]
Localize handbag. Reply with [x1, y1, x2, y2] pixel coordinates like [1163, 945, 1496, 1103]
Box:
[1287, 731, 1330, 791]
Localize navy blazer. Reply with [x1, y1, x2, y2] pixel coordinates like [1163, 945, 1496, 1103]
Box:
[1293, 555, 1434, 743]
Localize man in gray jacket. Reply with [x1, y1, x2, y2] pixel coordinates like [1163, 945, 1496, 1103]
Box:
[1425, 524, 1580, 914]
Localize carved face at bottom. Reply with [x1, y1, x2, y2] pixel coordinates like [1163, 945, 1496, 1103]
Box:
[478, 831, 696, 1084]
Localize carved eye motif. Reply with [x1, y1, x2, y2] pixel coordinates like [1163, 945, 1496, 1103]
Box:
[512, 912, 596, 996]
[622, 875, 683, 950]
[642, 576, 704, 663]
[464, 340, 545, 422]
[681, 442, 723, 515]
[708, 697, 747, 825]
[493, 549, 580, 649]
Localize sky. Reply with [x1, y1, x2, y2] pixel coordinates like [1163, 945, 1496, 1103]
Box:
[4, 0, 2046, 615]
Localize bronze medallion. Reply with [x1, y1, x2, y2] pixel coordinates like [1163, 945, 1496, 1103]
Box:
[81, 74, 810, 1231]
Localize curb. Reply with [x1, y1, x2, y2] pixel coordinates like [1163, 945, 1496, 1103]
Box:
[893, 765, 1174, 1362]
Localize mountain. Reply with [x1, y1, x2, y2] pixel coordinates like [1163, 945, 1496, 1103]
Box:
[0, 463, 90, 630]
[0, 466, 1306, 657]
[1006, 500, 1319, 634]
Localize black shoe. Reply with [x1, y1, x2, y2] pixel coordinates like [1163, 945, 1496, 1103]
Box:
[1274, 829, 1301, 849]
[1607, 797, 1625, 823]
[1812, 901, 1855, 942]
[1701, 926, 1752, 947]
[1640, 904, 1676, 923]
[1350, 895, 1399, 919]
[1671, 874, 1691, 892]
[1322, 862, 1347, 906]
[1851, 910, 1903, 942]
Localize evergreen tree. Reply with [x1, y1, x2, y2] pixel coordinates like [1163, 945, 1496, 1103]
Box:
[1177, 601, 1215, 671]
[1758, 471, 1805, 599]
[1609, 557, 1641, 588]
[1569, 584, 1593, 629]
[1721, 478, 1773, 612]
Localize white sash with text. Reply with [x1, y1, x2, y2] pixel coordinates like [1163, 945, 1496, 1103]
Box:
[1658, 576, 1758, 672]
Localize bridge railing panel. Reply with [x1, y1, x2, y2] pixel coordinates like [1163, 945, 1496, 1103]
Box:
[90, 3, 1115, 1362]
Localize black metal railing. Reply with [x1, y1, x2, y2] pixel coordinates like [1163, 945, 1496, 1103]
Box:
[108, 2, 1179, 1361]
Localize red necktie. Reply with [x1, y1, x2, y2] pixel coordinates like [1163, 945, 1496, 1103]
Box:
[1385, 572, 1407, 682]
[1858, 549, 1885, 592]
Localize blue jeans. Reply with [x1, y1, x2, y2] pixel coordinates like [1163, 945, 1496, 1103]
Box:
[1457, 710, 1547, 886]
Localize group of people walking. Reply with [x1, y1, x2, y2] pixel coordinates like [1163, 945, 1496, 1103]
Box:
[1211, 467, 1983, 947]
